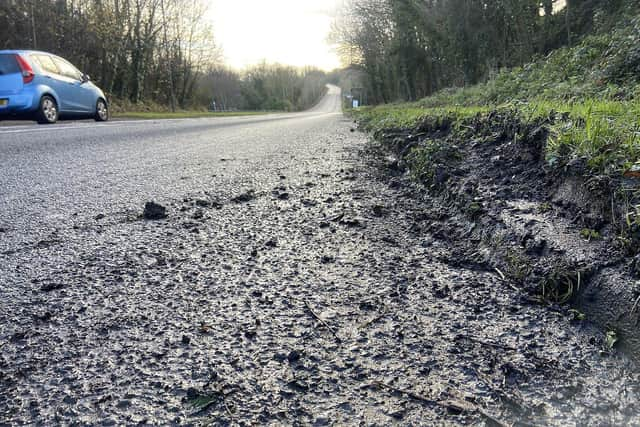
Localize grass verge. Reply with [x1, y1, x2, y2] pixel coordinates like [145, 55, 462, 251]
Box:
[112, 111, 271, 120]
[353, 15, 640, 177]
[353, 100, 640, 177]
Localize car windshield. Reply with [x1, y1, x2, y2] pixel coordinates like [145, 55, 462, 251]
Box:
[0, 54, 20, 75]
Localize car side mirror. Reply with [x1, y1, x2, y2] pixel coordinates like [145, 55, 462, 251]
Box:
[81, 74, 90, 83]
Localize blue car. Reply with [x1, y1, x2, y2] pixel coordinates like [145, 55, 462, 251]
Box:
[0, 50, 108, 124]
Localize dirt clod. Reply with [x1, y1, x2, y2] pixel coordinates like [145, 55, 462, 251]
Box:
[143, 201, 167, 220]
[231, 190, 256, 203]
[40, 283, 64, 292]
[287, 350, 301, 363]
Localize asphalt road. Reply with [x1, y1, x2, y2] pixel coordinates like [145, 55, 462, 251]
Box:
[1, 86, 639, 425]
[0, 86, 341, 246]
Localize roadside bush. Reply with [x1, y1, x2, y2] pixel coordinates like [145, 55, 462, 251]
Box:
[415, 17, 640, 108]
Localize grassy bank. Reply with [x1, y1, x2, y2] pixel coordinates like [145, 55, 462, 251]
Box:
[354, 101, 640, 177]
[108, 97, 274, 120]
[354, 16, 640, 178]
[350, 16, 640, 258]
[416, 15, 640, 107]
[354, 102, 640, 253]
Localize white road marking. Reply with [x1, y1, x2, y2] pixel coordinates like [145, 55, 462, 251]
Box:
[0, 107, 342, 136]
[0, 114, 336, 136]
[0, 124, 109, 135]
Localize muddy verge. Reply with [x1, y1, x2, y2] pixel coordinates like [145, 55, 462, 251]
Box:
[363, 110, 640, 361]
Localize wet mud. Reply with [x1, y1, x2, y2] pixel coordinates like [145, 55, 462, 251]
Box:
[1, 118, 640, 425]
[370, 110, 640, 364]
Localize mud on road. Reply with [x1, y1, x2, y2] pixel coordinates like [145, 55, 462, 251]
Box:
[1, 118, 639, 425]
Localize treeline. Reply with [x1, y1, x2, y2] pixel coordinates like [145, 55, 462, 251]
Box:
[198, 64, 330, 112]
[332, 0, 639, 104]
[0, 0, 217, 108]
[0, 0, 331, 111]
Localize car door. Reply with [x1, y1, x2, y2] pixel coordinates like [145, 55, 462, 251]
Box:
[30, 54, 71, 110]
[31, 54, 76, 113]
[51, 56, 93, 113]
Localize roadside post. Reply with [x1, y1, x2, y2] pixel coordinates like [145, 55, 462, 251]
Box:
[351, 87, 365, 108]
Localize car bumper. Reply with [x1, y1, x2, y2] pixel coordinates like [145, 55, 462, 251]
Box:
[0, 94, 36, 114]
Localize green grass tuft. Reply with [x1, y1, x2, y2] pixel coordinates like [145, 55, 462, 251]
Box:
[580, 228, 602, 241]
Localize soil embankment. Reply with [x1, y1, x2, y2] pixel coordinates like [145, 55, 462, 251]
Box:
[362, 110, 640, 361]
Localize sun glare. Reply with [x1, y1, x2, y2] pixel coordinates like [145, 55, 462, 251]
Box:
[209, 0, 342, 71]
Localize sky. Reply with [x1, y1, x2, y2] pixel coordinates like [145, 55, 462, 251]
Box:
[209, 0, 342, 71]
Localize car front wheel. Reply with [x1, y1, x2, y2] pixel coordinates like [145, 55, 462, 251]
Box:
[37, 95, 59, 124]
[95, 99, 109, 122]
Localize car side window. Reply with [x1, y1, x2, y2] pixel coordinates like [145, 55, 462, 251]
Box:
[32, 55, 59, 75]
[52, 57, 83, 81]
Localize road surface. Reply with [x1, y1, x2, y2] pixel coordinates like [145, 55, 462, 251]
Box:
[0, 85, 639, 425]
